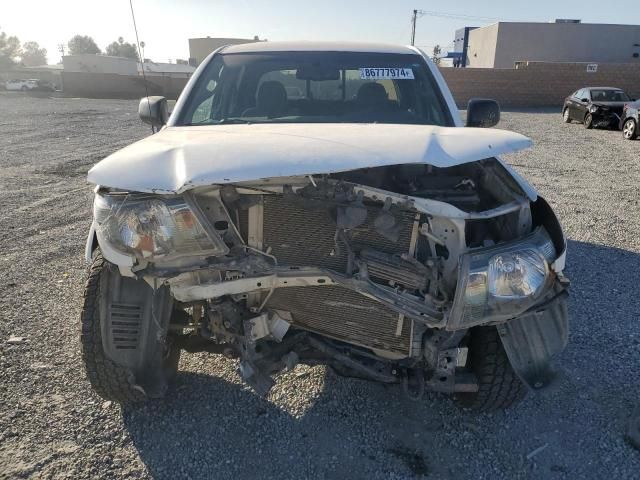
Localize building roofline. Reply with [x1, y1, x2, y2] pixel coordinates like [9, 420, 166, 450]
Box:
[473, 21, 640, 28]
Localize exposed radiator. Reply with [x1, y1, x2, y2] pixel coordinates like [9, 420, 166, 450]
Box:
[262, 195, 415, 272]
[258, 194, 416, 355]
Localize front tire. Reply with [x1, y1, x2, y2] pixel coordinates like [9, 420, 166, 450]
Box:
[562, 108, 571, 123]
[584, 113, 594, 129]
[80, 251, 180, 404]
[623, 118, 638, 140]
[455, 327, 526, 411]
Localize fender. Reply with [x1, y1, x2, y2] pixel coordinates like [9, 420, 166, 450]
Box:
[85, 221, 98, 263]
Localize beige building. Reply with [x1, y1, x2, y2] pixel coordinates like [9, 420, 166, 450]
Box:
[188, 36, 263, 66]
[466, 22, 640, 68]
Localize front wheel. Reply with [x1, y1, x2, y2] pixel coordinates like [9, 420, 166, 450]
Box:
[623, 119, 638, 140]
[80, 250, 180, 404]
[584, 113, 594, 129]
[562, 108, 571, 123]
[454, 327, 526, 411]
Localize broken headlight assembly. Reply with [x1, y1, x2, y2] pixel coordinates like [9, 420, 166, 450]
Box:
[447, 228, 556, 329]
[93, 193, 228, 261]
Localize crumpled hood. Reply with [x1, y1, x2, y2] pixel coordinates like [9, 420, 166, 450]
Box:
[87, 123, 532, 194]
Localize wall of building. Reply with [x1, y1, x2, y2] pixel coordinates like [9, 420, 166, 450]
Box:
[468, 22, 640, 68]
[188, 37, 260, 65]
[62, 55, 138, 75]
[61, 72, 187, 100]
[466, 23, 500, 67]
[440, 62, 640, 108]
[60, 62, 640, 107]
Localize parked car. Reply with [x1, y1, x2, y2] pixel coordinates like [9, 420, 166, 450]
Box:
[563, 87, 632, 129]
[4, 78, 54, 92]
[82, 41, 569, 412]
[5, 79, 32, 91]
[621, 100, 640, 140]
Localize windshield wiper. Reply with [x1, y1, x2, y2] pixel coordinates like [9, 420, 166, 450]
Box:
[183, 118, 254, 126]
[214, 118, 254, 125]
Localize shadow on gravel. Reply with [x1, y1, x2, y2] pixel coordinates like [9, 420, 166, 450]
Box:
[122, 371, 433, 479]
[121, 239, 640, 479]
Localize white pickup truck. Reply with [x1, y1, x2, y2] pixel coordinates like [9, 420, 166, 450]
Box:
[82, 41, 570, 412]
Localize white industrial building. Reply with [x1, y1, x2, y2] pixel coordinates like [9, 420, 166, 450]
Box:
[62, 54, 195, 78]
[465, 21, 640, 68]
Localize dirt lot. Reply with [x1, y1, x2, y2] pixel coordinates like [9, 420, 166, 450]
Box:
[1, 94, 639, 479]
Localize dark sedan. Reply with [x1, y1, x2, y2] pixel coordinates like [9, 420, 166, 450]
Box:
[621, 100, 640, 140]
[563, 87, 632, 129]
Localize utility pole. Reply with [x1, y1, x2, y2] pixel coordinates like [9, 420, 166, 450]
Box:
[411, 9, 417, 46]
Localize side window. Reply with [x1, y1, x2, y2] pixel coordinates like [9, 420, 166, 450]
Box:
[189, 80, 218, 123]
[191, 95, 214, 124]
[181, 57, 226, 124]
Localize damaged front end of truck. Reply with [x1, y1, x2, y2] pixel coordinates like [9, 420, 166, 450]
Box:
[82, 124, 569, 410]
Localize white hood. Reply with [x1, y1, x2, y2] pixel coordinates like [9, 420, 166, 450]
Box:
[87, 123, 532, 194]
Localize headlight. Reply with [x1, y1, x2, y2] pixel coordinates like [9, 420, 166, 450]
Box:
[93, 193, 228, 260]
[448, 228, 555, 330]
[487, 250, 547, 298]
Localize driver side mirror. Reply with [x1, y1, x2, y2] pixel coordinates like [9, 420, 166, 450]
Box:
[466, 98, 500, 128]
[581, 98, 589, 103]
[139, 96, 168, 128]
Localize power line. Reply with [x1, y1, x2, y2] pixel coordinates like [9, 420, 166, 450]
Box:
[410, 8, 521, 47]
[412, 8, 520, 26]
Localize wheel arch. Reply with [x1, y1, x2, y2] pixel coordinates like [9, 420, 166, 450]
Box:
[85, 222, 99, 264]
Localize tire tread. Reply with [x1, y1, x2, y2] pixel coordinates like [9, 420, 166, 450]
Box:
[455, 327, 526, 412]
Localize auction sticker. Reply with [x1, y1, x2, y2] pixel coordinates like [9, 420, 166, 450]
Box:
[359, 67, 414, 80]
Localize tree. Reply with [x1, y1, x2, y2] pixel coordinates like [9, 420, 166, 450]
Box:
[67, 35, 101, 55]
[432, 45, 442, 66]
[106, 37, 139, 60]
[0, 31, 21, 69]
[21, 41, 47, 66]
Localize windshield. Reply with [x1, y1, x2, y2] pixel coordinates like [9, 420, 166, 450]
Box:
[176, 51, 452, 126]
[590, 89, 630, 102]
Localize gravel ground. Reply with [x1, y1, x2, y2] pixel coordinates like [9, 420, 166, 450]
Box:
[0, 94, 638, 479]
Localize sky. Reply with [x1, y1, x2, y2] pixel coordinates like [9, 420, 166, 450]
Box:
[2, 0, 639, 64]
